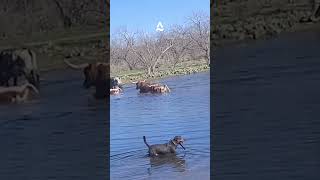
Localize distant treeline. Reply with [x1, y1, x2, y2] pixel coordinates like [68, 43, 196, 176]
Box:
[0, 0, 109, 38]
[110, 12, 210, 75]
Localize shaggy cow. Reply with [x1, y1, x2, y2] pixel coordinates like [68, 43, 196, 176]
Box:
[134, 80, 170, 93]
[0, 50, 25, 86]
[0, 48, 40, 88]
[64, 59, 121, 89]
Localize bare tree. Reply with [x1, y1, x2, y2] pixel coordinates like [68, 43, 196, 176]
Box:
[187, 12, 210, 65]
[52, 0, 71, 28]
[110, 11, 210, 74]
[121, 31, 173, 75]
[111, 39, 135, 70]
[167, 25, 193, 69]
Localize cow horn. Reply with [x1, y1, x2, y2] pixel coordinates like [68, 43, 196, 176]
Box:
[64, 59, 89, 70]
[0, 87, 20, 94]
[25, 83, 39, 94]
[0, 83, 38, 94]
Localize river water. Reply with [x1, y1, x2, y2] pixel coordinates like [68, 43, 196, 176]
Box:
[2, 26, 318, 180]
[212, 29, 320, 180]
[111, 72, 210, 180]
[0, 70, 108, 180]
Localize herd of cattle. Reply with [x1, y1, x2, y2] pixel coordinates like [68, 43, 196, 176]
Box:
[0, 48, 171, 104]
[63, 59, 171, 96]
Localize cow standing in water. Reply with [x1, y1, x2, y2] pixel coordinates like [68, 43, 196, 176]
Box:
[0, 48, 40, 88]
[134, 80, 171, 94]
[64, 59, 123, 96]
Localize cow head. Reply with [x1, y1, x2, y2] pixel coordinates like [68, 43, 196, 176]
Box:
[111, 77, 122, 89]
[136, 80, 148, 90]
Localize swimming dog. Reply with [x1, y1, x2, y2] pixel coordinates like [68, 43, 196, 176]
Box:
[143, 136, 185, 156]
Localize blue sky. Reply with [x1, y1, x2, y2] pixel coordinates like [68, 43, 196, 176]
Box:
[110, 0, 209, 35]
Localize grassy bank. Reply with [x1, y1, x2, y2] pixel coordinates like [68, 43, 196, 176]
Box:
[212, 1, 318, 47]
[113, 63, 210, 84]
[1, 28, 210, 83]
[0, 27, 108, 73]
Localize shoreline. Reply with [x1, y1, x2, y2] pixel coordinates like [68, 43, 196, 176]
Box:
[37, 19, 318, 84]
[115, 64, 210, 85]
[213, 21, 320, 49]
[6, 2, 320, 82]
[212, 2, 319, 48]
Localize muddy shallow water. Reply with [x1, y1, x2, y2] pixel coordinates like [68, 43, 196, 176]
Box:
[0, 70, 108, 180]
[111, 72, 210, 180]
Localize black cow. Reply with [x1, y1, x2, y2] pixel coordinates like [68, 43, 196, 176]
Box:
[0, 48, 39, 88]
[0, 50, 26, 86]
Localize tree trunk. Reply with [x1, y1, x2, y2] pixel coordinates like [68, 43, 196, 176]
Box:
[152, 64, 157, 74]
[124, 60, 133, 70]
[206, 50, 210, 65]
[53, 0, 71, 28]
[147, 66, 152, 75]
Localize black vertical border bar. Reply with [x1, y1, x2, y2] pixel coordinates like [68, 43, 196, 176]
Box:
[210, 0, 215, 179]
[104, 0, 111, 179]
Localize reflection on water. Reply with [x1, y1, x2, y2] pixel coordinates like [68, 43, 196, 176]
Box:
[148, 154, 186, 172]
[213, 30, 320, 180]
[111, 72, 210, 180]
[0, 70, 108, 180]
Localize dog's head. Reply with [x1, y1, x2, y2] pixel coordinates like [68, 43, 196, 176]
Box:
[172, 136, 185, 149]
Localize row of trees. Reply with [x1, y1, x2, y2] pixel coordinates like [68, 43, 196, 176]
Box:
[110, 12, 210, 75]
[0, 0, 108, 36]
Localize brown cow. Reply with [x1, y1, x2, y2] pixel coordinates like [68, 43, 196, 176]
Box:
[64, 59, 109, 89]
[151, 84, 171, 93]
[0, 48, 40, 88]
[64, 59, 123, 91]
[0, 83, 39, 103]
[134, 80, 170, 93]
